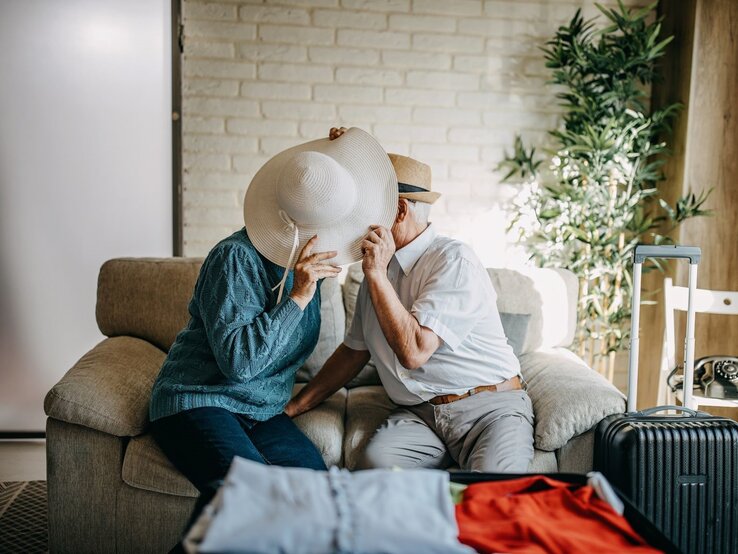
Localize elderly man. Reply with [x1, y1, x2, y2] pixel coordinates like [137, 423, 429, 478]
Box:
[287, 135, 534, 472]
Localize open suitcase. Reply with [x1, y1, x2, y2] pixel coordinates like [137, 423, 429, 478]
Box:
[451, 472, 680, 553]
[594, 245, 738, 554]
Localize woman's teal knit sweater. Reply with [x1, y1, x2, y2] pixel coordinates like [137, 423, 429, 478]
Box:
[149, 228, 321, 422]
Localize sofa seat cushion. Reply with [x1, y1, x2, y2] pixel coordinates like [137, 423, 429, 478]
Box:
[122, 432, 199, 497]
[121, 386, 347, 498]
[344, 386, 397, 470]
[529, 449, 557, 472]
[45, 336, 165, 437]
[291, 384, 346, 467]
[556, 429, 594, 474]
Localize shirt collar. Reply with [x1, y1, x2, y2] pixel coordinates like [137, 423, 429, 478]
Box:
[394, 224, 437, 276]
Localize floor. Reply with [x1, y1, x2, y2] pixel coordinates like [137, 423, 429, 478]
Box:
[0, 441, 48, 553]
[0, 440, 46, 482]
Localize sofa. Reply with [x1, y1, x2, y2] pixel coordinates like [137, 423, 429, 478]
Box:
[44, 257, 626, 554]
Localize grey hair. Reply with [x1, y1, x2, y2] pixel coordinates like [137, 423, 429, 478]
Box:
[405, 199, 431, 224]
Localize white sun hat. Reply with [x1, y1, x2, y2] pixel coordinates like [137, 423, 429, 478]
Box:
[243, 127, 397, 300]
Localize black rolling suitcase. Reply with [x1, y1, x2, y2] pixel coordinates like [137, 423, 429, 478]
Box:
[594, 245, 738, 554]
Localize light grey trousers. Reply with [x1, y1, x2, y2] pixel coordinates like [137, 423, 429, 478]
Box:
[356, 389, 535, 472]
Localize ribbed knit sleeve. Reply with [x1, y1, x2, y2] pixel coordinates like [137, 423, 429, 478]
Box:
[196, 244, 304, 383]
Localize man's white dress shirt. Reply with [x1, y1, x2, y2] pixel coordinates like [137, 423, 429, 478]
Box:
[344, 224, 520, 406]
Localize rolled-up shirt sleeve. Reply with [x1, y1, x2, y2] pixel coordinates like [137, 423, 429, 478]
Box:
[411, 257, 487, 351]
[343, 282, 369, 351]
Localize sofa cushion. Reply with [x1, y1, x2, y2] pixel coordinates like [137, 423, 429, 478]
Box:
[96, 257, 202, 352]
[121, 386, 347, 498]
[45, 336, 165, 437]
[122, 432, 199, 497]
[488, 267, 578, 353]
[529, 449, 558, 472]
[343, 386, 397, 470]
[521, 348, 625, 451]
[291, 384, 346, 467]
[556, 429, 595, 474]
[296, 277, 345, 382]
[499, 312, 530, 357]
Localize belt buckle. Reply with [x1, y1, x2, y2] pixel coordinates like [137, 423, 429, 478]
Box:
[467, 387, 477, 396]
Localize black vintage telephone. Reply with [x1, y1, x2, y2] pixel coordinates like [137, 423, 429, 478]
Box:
[667, 356, 738, 400]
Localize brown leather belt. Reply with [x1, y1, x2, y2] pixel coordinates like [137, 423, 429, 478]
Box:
[428, 376, 523, 406]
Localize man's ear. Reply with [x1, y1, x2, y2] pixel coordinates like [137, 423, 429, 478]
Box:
[395, 198, 408, 224]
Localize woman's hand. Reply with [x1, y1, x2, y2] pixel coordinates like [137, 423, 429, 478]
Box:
[289, 235, 341, 309]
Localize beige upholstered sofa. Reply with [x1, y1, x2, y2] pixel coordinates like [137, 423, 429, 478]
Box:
[45, 257, 626, 554]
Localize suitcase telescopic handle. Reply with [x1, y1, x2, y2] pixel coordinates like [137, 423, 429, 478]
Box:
[633, 245, 701, 264]
[628, 244, 701, 412]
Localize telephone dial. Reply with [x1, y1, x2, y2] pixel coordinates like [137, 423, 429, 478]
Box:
[667, 356, 738, 400]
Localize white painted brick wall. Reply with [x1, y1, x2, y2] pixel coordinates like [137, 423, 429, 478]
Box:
[182, 0, 646, 260]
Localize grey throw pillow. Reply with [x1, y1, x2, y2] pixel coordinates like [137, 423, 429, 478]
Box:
[520, 348, 626, 451]
[500, 312, 531, 358]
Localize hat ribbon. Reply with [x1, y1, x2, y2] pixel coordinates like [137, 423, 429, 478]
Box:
[398, 182, 428, 193]
[271, 210, 300, 305]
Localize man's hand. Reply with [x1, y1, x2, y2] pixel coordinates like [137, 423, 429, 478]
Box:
[361, 225, 395, 278]
[290, 235, 341, 309]
[284, 401, 299, 418]
[285, 344, 371, 418]
[329, 127, 347, 140]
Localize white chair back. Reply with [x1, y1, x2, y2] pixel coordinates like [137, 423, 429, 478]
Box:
[659, 277, 738, 406]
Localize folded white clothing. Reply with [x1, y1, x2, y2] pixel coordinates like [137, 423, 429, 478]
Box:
[184, 457, 474, 554]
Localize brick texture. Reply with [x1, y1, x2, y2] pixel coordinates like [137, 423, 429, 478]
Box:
[182, 0, 646, 261]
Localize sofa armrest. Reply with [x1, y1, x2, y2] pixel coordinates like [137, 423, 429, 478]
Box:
[44, 336, 165, 437]
[520, 348, 625, 451]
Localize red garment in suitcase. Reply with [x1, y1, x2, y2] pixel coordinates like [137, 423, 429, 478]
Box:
[593, 245, 738, 554]
[455, 475, 663, 554]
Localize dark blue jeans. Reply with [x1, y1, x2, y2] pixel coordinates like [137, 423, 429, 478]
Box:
[150, 407, 326, 546]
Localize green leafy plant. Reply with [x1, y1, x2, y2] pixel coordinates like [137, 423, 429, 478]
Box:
[500, 1, 712, 379]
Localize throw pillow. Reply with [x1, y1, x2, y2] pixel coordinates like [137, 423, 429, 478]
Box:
[499, 312, 530, 358]
[520, 348, 626, 451]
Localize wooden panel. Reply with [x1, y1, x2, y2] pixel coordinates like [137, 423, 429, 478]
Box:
[638, 0, 697, 409]
[641, 0, 738, 420]
[652, 0, 738, 418]
[678, 0, 738, 362]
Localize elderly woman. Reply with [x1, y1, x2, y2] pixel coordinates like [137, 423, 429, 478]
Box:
[148, 128, 398, 550]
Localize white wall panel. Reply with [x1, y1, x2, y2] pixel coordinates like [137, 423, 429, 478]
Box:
[0, 0, 172, 431]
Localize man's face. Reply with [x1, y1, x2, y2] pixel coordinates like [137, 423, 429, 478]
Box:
[389, 198, 409, 245]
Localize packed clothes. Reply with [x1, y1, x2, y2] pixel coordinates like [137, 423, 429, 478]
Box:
[455, 475, 663, 553]
[184, 457, 473, 554]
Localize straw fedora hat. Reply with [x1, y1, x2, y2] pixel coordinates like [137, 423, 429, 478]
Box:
[389, 153, 440, 204]
[243, 127, 398, 273]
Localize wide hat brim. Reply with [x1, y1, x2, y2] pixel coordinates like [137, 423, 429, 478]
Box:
[244, 127, 398, 268]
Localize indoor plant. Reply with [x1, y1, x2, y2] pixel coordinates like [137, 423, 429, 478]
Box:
[499, 1, 711, 379]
